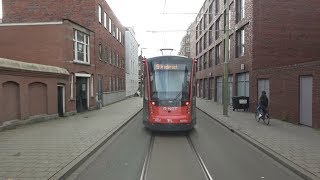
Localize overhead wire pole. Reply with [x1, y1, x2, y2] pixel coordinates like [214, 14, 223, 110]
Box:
[223, 0, 230, 116]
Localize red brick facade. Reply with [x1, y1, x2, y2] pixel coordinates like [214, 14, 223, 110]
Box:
[0, 0, 126, 124]
[194, 0, 320, 128]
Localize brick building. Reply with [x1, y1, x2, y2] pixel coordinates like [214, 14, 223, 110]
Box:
[194, 0, 320, 128]
[0, 0, 126, 125]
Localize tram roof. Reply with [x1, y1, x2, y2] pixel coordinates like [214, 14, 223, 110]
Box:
[147, 55, 192, 62]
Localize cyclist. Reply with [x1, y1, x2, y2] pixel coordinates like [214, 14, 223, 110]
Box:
[258, 91, 269, 119]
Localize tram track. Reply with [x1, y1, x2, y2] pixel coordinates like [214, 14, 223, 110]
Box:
[140, 133, 213, 180]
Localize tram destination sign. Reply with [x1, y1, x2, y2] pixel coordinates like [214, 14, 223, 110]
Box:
[154, 64, 186, 70]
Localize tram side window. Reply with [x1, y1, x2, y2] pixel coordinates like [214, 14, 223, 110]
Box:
[144, 68, 148, 100]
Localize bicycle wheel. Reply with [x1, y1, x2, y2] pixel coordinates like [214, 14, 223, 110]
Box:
[263, 113, 270, 125]
[255, 111, 260, 122]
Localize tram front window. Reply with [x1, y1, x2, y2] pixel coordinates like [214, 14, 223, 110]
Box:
[150, 67, 191, 101]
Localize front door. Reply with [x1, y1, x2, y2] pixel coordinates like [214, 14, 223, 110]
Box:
[57, 86, 64, 117]
[300, 76, 313, 126]
[76, 77, 88, 112]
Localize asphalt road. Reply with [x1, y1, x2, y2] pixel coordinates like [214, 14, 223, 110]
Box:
[189, 110, 303, 180]
[68, 110, 303, 180]
[67, 112, 151, 180]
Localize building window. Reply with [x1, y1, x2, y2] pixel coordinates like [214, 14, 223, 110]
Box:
[109, 49, 112, 64]
[209, 25, 213, 45]
[204, 32, 207, 50]
[116, 53, 119, 67]
[196, 42, 199, 55]
[73, 30, 90, 63]
[228, 5, 231, 28]
[204, 52, 208, 69]
[104, 12, 107, 28]
[216, 0, 220, 14]
[237, 0, 245, 22]
[112, 24, 116, 37]
[196, 25, 199, 39]
[237, 73, 249, 97]
[209, 48, 213, 67]
[99, 44, 102, 60]
[199, 38, 203, 53]
[98, 5, 102, 24]
[116, 27, 119, 40]
[109, 18, 112, 33]
[215, 17, 220, 40]
[204, 11, 207, 30]
[236, 28, 245, 57]
[186, 47, 190, 52]
[224, 10, 227, 33]
[119, 31, 122, 43]
[215, 43, 221, 65]
[209, 2, 213, 23]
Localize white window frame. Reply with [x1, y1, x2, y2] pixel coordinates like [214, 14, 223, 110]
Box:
[98, 5, 102, 23]
[116, 27, 119, 40]
[241, 0, 245, 20]
[240, 29, 245, 56]
[73, 30, 90, 64]
[109, 18, 112, 33]
[104, 12, 107, 28]
[119, 31, 122, 43]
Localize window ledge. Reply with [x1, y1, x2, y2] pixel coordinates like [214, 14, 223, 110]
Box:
[73, 60, 91, 66]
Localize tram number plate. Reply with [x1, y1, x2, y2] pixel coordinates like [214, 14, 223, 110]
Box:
[239, 99, 247, 104]
[167, 119, 173, 123]
[163, 107, 178, 111]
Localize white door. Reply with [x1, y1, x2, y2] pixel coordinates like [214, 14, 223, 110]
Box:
[258, 79, 270, 101]
[300, 76, 313, 126]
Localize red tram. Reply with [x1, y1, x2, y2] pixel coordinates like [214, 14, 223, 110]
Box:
[142, 55, 197, 131]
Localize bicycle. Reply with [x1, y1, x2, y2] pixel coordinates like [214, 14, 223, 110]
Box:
[255, 108, 270, 125]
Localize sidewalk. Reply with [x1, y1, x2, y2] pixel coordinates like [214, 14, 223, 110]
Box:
[197, 98, 320, 180]
[0, 97, 142, 180]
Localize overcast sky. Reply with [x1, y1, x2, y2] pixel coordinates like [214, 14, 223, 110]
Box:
[107, 0, 203, 57]
[0, 0, 204, 57]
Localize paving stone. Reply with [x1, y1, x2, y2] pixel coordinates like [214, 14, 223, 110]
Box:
[0, 97, 142, 179]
